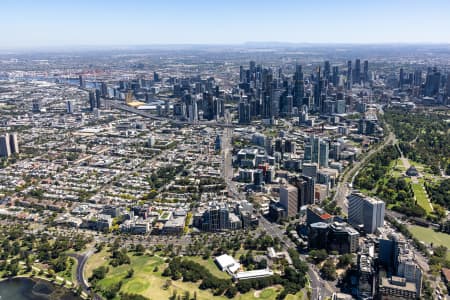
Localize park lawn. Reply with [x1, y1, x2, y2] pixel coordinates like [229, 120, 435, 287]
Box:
[56, 257, 78, 284]
[84, 249, 110, 280]
[94, 254, 227, 300]
[184, 257, 231, 279]
[412, 182, 433, 213]
[237, 286, 282, 300]
[409, 225, 450, 258]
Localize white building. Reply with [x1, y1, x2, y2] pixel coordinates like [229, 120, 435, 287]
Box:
[348, 192, 385, 234]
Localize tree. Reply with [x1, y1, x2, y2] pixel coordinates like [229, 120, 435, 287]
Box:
[127, 268, 134, 278]
[309, 249, 328, 264]
[337, 254, 354, 268]
[321, 259, 337, 281]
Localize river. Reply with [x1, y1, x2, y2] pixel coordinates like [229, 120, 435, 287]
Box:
[0, 278, 81, 300]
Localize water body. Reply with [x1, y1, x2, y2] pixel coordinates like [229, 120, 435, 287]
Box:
[0, 278, 81, 300]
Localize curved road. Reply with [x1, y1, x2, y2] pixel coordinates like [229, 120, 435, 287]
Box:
[334, 130, 395, 214]
[70, 249, 101, 300]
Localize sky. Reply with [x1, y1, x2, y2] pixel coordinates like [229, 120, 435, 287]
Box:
[1, 0, 450, 48]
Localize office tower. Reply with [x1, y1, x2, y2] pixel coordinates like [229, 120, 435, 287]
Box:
[348, 193, 385, 234]
[363, 60, 369, 83]
[294, 175, 315, 206]
[0, 134, 11, 158]
[66, 100, 73, 114]
[286, 95, 293, 116]
[238, 100, 251, 124]
[336, 99, 346, 114]
[424, 67, 441, 97]
[354, 59, 361, 84]
[413, 70, 422, 86]
[324, 61, 331, 80]
[101, 82, 108, 97]
[284, 139, 295, 153]
[332, 66, 339, 86]
[304, 135, 321, 164]
[32, 99, 41, 113]
[89, 91, 96, 111]
[79, 75, 85, 88]
[9, 133, 19, 155]
[399, 68, 405, 88]
[347, 60, 352, 90]
[95, 89, 101, 109]
[330, 142, 341, 161]
[319, 140, 329, 168]
[274, 138, 283, 153]
[280, 184, 298, 217]
[313, 79, 323, 112]
[153, 72, 160, 82]
[293, 65, 304, 108]
[447, 73, 450, 96]
[327, 222, 360, 254]
[308, 222, 329, 249]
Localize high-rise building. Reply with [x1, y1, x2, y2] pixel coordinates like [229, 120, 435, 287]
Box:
[9, 133, 19, 154]
[32, 99, 41, 113]
[238, 100, 251, 124]
[446, 73, 450, 96]
[0, 134, 11, 158]
[347, 60, 352, 90]
[66, 100, 73, 114]
[319, 140, 329, 168]
[280, 184, 298, 217]
[424, 67, 441, 97]
[101, 82, 108, 97]
[413, 70, 422, 86]
[348, 193, 385, 234]
[89, 91, 96, 111]
[294, 175, 315, 206]
[332, 66, 339, 87]
[324, 61, 331, 80]
[95, 89, 101, 109]
[354, 59, 361, 84]
[363, 60, 369, 83]
[79, 75, 85, 88]
[399, 68, 405, 88]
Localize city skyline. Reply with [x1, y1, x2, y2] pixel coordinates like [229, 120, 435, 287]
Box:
[2, 0, 450, 49]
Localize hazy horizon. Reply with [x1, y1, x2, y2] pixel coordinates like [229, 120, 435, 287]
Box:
[2, 0, 450, 49]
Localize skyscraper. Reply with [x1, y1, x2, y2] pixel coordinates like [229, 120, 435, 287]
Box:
[347, 60, 352, 90]
[89, 91, 96, 111]
[79, 75, 85, 88]
[95, 89, 102, 109]
[363, 60, 369, 83]
[238, 100, 251, 124]
[424, 67, 441, 97]
[319, 140, 329, 168]
[9, 133, 19, 154]
[67, 100, 73, 114]
[324, 61, 331, 81]
[354, 59, 361, 84]
[0, 134, 11, 158]
[332, 66, 339, 87]
[348, 193, 385, 234]
[280, 184, 298, 217]
[399, 68, 405, 88]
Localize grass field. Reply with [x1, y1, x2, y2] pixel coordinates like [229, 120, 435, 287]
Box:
[183, 257, 231, 279]
[409, 225, 450, 253]
[412, 182, 433, 213]
[86, 251, 296, 300]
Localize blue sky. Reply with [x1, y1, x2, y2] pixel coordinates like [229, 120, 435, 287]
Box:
[1, 0, 450, 48]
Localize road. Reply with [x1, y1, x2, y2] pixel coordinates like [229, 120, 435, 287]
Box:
[109, 100, 234, 128]
[259, 216, 333, 300]
[69, 249, 101, 300]
[333, 130, 395, 214]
